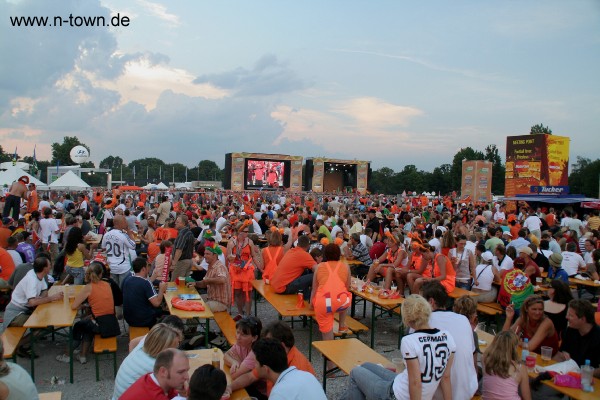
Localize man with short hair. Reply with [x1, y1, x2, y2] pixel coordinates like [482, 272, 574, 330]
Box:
[170, 214, 195, 281]
[561, 242, 586, 277]
[554, 299, 600, 375]
[122, 257, 167, 327]
[252, 338, 326, 400]
[156, 196, 171, 226]
[344, 233, 372, 277]
[506, 228, 530, 251]
[420, 280, 478, 400]
[101, 214, 137, 287]
[2, 176, 28, 220]
[0, 255, 63, 356]
[270, 235, 317, 299]
[523, 209, 543, 240]
[120, 348, 190, 400]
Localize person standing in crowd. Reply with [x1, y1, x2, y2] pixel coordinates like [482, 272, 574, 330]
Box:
[170, 214, 195, 281]
[2, 176, 28, 220]
[101, 215, 137, 287]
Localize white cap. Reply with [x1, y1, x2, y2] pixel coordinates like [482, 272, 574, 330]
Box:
[481, 252, 493, 262]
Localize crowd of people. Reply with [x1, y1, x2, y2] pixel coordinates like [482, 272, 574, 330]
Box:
[0, 177, 600, 399]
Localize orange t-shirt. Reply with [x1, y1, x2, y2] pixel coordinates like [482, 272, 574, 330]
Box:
[509, 223, 522, 241]
[433, 254, 455, 294]
[261, 246, 284, 280]
[545, 214, 556, 227]
[0, 248, 16, 281]
[88, 281, 115, 317]
[0, 227, 11, 249]
[147, 242, 161, 265]
[270, 247, 315, 293]
[27, 190, 38, 213]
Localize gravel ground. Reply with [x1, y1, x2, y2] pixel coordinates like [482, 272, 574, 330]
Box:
[5, 298, 405, 400]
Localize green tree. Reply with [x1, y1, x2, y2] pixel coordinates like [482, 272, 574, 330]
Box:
[569, 157, 600, 198]
[51, 136, 90, 166]
[430, 164, 452, 195]
[99, 155, 124, 170]
[0, 146, 12, 163]
[530, 123, 552, 135]
[197, 160, 222, 181]
[484, 144, 505, 195]
[370, 167, 396, 193]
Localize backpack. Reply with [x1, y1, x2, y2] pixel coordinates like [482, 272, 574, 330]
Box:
[262, 246, 282, 282]
[316, 262, 352, 314]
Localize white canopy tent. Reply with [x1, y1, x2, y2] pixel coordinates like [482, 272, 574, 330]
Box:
[48, 171, 91, 191]
[143, 182, 169, 190]
[0, 166, 48, 189]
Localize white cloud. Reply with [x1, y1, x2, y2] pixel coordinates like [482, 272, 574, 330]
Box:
[93, 57, 230, 110]
[271, 97, 423, 157]
[136, 0, 180, 27]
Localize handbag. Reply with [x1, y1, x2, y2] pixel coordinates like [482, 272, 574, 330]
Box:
[95, 314, 121, 338]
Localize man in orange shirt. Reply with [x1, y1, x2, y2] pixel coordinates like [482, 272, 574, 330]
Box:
[270, 235, 317, 299]
[0, 246, 16, 288]
[26, 183, 38, 213]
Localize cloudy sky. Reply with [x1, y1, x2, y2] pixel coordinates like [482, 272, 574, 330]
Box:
[1, 0, 599, 172]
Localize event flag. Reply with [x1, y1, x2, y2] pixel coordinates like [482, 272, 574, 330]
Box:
[31, 145, 38, 175]
[12, 147, 17, 166]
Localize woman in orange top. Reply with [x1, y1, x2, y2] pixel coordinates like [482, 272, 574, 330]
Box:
[227, 219, 263, 318]
[412, 244, 456, 295]
[311, 244, 351, 341]
[56, 262, 118, 364]
[261, 228, 291, 283]
[366, 232, 407, 290]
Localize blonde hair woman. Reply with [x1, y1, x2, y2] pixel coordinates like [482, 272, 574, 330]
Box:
[112, 323, 182, 399]
[482, 331, 531, 400]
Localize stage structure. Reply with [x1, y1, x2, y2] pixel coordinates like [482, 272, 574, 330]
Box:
[505, 134, 570, 197]
[224, 153, 303, 191]
[461, 160, 492, 202]
[304, 158, 370, 194]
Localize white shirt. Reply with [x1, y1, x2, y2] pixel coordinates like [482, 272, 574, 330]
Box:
[429, 311, 477, 400]
[39, 217, 60, 243]
[393, 328, 457, 400]
[493, 254, 514, 271]
[101, 229, 136, 274]
[493, 211, 505, 222]
[561, 251, 586, 276]
[473, 263, 494, 291]
[38, 200, 51, 211]
[269, 367, 326, 400]
[10, 269, 47, 309]
[428, 238, 442, 254]
[7, 249, 23, 268]
[523, 215, 542, 232]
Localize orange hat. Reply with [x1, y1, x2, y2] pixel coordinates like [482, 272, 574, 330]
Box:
[507, 214, 516, 222]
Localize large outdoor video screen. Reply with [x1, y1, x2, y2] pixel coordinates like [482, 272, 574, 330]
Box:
[245, 159, 288, 189]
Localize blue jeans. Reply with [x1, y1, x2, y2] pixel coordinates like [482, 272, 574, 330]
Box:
[66, 266, 85, 285]
[282, 273, 313, 300]
[344, 362, 396, 400]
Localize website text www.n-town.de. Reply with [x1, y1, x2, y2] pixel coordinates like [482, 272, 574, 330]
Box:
[10, 12, 130, 28]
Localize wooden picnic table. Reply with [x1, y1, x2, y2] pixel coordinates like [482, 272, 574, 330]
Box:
[350, 278, 404, 348]
[312, 338, 390, 393]
[25, 285, 84, 383]
[185, 349, 249, 400]
[449, 286, 480, 298]
[251, 279, 316, 359]
[164, 282, 214, 347]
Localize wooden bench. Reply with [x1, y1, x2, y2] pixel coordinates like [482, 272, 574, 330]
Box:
[213, 312, 237, 346]
[93, 335, 117, 381]
[129, 326, 149, 343]
[1, 327, 26, 362]
[477, 303, 503, 316]
[333, 315, 369, 339]
[39, 392, 62, 400]
[479, 302, 504, 313]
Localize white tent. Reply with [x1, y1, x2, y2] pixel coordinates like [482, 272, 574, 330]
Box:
[48, 171, 91, 190]
[175, 182, 192, 189]
[156, 182, 169, 190]
[0, 166, 48, 189]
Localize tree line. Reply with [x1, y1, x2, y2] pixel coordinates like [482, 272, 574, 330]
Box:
[1, 130, 598, 197]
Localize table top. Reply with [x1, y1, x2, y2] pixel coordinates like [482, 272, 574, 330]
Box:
[251, 280, 315, 318]
[350, 278, 404, 309]
[312, 338, 390, 374]
[24, 287, 81, 328]
[449, 286, 480, 298]
[164, 282, 214, 320]
[342, 257, 363, 266]
[185, 349, 249, 400]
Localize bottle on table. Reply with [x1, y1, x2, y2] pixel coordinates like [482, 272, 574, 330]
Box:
[212, 348, 220, 370]
[521, 338, 529, 362]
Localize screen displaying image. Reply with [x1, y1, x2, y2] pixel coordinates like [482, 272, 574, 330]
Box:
[246, 160, 286, 188]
